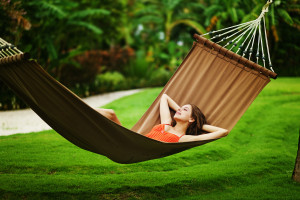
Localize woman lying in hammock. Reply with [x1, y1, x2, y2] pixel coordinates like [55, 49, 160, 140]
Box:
[95, 94, 228, 143]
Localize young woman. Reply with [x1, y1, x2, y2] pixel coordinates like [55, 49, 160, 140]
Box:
[95, 94, 228, 143]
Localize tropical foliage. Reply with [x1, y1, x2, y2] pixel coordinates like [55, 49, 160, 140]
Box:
[0, 0, 299, 110]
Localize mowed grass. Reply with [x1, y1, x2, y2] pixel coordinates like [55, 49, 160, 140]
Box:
[0, 77, 300, 200]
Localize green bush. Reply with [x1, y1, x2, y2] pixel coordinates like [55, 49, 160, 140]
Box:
[0, 83, 28, 110]
[93, 71, 128, 93]
[149, 67, 172, 87]
[71, 83, 91, 98]
[123, 50, 155, 79]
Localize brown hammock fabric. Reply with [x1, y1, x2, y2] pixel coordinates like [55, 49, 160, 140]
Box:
[133, 35, 276, 135]
[0, 35, 277, 164]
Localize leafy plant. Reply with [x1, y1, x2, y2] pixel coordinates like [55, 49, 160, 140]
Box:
[149, 67, 172, 87]
[123, 50, 155, 83]
[93, 71, 128, 93]
[135, 0, 206, 42]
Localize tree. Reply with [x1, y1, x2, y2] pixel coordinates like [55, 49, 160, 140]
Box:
[292, 130, 300, 182]
[0, 0, 125, 109]
[202, 0, 244, 31]
[135, 0, 206, 42]
[20, 0, 110, 73]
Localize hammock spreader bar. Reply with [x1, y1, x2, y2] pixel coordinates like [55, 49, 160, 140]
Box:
[193, 34, 277, 79]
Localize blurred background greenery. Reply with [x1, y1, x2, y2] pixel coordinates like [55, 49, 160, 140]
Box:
[0, 0, 299, 110]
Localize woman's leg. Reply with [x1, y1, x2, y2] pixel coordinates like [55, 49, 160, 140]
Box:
[94, 108, 122, 126]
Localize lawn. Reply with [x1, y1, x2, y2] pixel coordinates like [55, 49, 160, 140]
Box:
[0, 77, 300, 200]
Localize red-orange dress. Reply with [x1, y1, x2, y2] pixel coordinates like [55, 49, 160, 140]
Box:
[145, 124, 183, 143]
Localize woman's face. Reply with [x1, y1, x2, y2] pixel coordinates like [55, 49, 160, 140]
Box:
[174, 104, 194, 123]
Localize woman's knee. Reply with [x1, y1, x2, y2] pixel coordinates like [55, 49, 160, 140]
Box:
[95, 108, 121, 125]
[107, 109, 121, 125]
[95, 108, 115, 119]
[106, 109, 115, 117]
[104, 109, 118, 121]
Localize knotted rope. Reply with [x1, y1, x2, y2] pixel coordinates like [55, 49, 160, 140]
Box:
[0, 38, 29, 66]
[201, 0, 275, 72]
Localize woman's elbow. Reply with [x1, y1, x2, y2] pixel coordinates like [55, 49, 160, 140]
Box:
[162, 93, 169, 98]
[222, 129, 229, 137]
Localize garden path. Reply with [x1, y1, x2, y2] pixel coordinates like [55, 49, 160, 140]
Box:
[0, 89, 143, 136]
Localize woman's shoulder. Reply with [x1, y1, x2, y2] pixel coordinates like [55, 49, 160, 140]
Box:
[153, 123, 170, 130]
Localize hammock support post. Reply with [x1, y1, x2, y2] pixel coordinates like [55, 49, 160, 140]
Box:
[292, 130, 300, 183]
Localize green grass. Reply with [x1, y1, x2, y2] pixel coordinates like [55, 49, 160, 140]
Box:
[0, 77, 300, 200]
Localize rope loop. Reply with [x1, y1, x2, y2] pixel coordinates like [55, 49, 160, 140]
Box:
[199, 0, 275, 75]
[0, 53, 30, 66]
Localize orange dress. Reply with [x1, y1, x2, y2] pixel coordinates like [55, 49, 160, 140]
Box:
[145, 124, 183, 143]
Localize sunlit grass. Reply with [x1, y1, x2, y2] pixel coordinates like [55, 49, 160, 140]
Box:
[0, 77, 300, 199]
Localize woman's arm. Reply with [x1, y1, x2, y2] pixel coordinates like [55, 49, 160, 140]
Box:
[179, 124, 228, 142]
[160, 94, 180, 124]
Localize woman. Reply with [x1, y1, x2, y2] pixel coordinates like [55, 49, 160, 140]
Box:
[95, 94, 228, 143]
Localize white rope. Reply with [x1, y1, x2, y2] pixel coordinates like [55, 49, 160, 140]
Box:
[243, 27, 256, 57]
[213, 21, 255, 41]
[201, 0, 275, 72]
[259, 23, 266, 67]
[244, 22, 259, 58]
[0, 37, 23, 58]
[249, 23, 259, 60]
[201, 20, 256, 36]
[256, 23, 262, 64]
[238, 22, 259, 55]
[222, 20, 259, 48]
[263, 16, 274, 72]
[242, 25, 257, 57]
[218, 22, 254, 46]
[228, 23, 257, 52]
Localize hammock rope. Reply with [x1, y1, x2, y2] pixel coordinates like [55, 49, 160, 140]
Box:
[201, 0, 274, 72]
[0, 38, 22, 58]
[263, 16, 273, 71]
[215, 20, 255, 44]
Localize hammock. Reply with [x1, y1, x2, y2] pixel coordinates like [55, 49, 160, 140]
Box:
[0, 2, 277, 164]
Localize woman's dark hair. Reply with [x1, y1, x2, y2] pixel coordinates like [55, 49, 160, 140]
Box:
[171, 104, 207, 135]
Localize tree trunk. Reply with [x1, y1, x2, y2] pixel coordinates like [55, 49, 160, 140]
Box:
[292, 129, 300, 182]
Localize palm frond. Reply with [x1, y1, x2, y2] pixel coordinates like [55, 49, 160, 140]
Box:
[277, 8, 294, 25]
[229, 7, 238, 23]
[204, 5, 222, 17]
[45, 37, 58, 60]
[163, 0, 183, 11]
[70, 9, 110, 19]
[137, 15, 164, 25]
[188, 3, 206, 10]
[135, 6, 161, 16]
[67, 21, 103, 35]
[170, 19, 206, 35]
[241, 4, 263, 23]
[29, 1, 66, 18]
